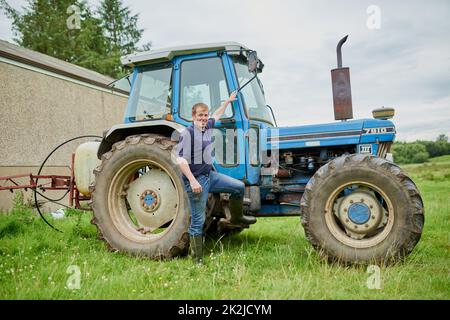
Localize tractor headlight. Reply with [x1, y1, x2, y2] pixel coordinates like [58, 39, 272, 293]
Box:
[372, 107, 395, 120]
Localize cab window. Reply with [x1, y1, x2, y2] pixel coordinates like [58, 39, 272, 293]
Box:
[125, 63, 172, 121]
[179, 57, 233, 121]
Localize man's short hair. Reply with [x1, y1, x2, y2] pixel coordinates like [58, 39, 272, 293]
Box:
[192, 103, 209, 117]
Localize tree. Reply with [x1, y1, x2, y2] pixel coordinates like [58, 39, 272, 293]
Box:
[392, 142, 429, 164]
[436, 134, 448, 143]
[417, 134, 450, 158]
[1, 0, 148, 78]
[97, 0, 143, 55]
[97, 0, 145, 77]
[0, 0, 110, 71]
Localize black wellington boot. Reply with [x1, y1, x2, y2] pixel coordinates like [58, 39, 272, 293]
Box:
[229, 198, 256, 225]
[189, 235, 204, 264]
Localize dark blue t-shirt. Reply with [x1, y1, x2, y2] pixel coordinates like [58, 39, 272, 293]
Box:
[178, 118, 215, 177]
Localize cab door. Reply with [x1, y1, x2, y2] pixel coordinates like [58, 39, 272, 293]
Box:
[172, 52, 246, 180]
[227, 55, 267, 185]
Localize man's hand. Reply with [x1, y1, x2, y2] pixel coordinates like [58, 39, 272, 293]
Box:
[212, 90, 238, 121]
[177, 157, 200, 192]
[190, 178, 202, 193]
[227, 90, 237, 103]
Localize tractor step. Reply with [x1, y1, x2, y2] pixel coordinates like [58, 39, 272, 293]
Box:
[218, 218, 250, 230]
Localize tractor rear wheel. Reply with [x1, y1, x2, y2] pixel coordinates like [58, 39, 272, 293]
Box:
[300, 154, 424, 264]
[89, 134, 190, 259]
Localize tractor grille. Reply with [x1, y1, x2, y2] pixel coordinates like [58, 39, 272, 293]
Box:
[377, 142, 392, 158]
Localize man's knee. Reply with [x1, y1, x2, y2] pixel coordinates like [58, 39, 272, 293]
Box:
[231, 179, 245, 198]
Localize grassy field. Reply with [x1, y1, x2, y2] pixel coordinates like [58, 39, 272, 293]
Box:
[0, 156, 449, 299]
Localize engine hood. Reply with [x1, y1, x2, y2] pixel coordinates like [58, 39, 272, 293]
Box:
[264, 119, 395, 151]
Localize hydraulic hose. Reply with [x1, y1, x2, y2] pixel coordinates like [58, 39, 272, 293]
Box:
[33, 135, 102, 232]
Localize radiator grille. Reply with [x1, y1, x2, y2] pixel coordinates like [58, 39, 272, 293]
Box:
[377, 142, 392, 158]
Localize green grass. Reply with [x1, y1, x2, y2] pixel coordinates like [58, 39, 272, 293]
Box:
[1, 157, 449, 299]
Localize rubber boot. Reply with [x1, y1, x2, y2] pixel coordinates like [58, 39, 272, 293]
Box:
[189, 235, 204, 264]
[229, 198, 256, 225]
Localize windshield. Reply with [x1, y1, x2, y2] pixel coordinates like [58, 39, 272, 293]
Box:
[125, 63, 172, 121]
[233, 56, 274, 125]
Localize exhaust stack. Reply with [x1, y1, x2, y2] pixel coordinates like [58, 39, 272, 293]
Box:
[331, 35, 353, 121]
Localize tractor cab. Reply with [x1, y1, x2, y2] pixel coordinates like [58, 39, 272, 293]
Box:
[116, 42, 273, 184]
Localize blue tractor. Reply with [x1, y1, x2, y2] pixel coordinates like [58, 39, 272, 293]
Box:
[88, 38, 424, 264]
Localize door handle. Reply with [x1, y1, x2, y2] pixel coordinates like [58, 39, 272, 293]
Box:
[217, 118, 236, 124]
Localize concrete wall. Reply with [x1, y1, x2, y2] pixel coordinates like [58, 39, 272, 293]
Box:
[0, 61, 128, 212]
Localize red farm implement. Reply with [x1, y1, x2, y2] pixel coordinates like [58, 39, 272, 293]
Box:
[0, 154, 90, 210]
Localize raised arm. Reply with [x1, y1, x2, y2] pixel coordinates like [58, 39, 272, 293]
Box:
[211, 91, 237, 121]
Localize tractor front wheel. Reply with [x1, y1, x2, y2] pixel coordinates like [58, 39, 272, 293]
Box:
[300, 154, 424, 264]
[89, 134, 190, 259]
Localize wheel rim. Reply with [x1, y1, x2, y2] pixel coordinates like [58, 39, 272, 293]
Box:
[107, 159, 180, 244]
[324, 181, 395, 248]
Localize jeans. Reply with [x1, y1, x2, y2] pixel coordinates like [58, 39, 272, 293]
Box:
[183, 171, 245, 236]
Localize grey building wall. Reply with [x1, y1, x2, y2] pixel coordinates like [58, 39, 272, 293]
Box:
[0, 59, 128, 212]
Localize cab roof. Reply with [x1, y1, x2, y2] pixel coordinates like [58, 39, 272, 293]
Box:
[120, 41, 250, 67]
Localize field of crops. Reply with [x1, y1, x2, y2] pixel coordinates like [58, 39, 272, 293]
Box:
[1, 156, 449, 299]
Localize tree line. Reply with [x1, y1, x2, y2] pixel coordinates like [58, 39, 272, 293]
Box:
[392, 134, 450, 164]
[0, 0, 149, 78]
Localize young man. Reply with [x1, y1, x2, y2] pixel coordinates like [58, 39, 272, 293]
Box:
[177, 91, 256, 264]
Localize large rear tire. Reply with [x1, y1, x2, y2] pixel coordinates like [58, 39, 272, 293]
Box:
[89, 134, 190, 259]
[300, 154, 424, 264]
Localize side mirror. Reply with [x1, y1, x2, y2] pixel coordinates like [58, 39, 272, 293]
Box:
[248, 51, 259, 73]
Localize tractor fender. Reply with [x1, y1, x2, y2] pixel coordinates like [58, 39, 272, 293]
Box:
[97, 120, 186, 159]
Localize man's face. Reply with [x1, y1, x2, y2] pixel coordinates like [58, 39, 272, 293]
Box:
[193, 107, 209, 129]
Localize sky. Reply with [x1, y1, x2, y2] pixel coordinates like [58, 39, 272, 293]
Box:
[1, 0, 449, 141]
